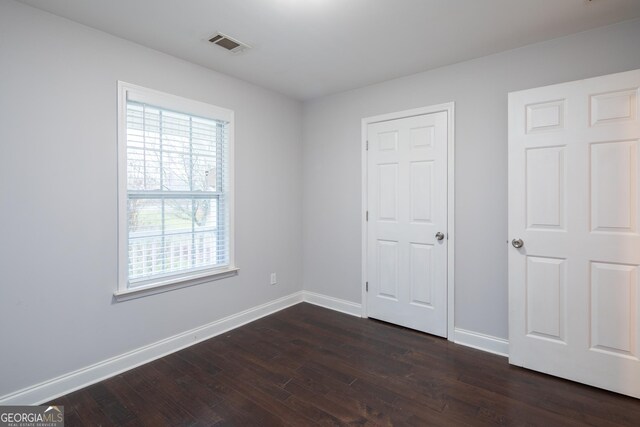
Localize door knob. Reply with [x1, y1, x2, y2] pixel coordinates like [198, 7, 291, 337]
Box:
[512, 238, 524, 249]
[435, 232, 445, 241]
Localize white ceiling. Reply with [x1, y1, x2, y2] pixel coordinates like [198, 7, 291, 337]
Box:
[18, 0, 640, 100]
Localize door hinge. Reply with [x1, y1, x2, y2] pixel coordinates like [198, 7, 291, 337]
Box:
[366, 140, 369, 151]
[366, 282, 368, 292]
[366, 211, 369, 221]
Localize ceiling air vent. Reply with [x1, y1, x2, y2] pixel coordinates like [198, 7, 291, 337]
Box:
[208, 33, 250, 54]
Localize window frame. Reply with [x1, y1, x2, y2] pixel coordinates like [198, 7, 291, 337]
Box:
[115, 81, 237, 300]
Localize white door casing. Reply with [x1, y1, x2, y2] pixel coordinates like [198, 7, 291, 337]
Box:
[508, 69, 640, 398]
[366, 110, 449, 337]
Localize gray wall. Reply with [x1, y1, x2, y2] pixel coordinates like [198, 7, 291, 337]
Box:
[0, 0, 302, 396]
[301, 19, 640, 340]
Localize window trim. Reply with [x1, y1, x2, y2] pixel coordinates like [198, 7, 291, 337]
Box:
[116, 81, 236, 299]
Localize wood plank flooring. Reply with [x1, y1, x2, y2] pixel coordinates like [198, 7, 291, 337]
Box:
[48, 303, 640, 426]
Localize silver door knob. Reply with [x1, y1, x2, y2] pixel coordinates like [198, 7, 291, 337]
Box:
[435, 232, 445, 241]
[512, 238, 524, 249]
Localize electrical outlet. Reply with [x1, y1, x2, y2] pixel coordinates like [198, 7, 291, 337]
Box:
[270, 273, 277, 285]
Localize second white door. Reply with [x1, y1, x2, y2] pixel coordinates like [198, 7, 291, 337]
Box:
[366, 111, 448, 337]
[508, 69, 640, 398]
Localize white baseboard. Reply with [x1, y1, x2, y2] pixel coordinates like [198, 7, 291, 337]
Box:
[0, 291, 305, 406]
[301, 292, 509, 359]
[302, 291, 362, 317]
[1, 289, 505, 406]
[453, 327, 509, 357]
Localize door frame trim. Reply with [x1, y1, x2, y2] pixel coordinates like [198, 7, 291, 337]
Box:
[361, 102, 456, 340]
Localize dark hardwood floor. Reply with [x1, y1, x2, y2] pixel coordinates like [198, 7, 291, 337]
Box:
[49, 303, 640, 426]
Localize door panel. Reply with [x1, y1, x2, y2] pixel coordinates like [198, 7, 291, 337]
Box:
[367, 111, 448, 336]
[410, 161, 433, 223]
[410, 242, 433, 307]
[590, 262, 637, 357]
[590, 140, 637, 233]
[378, 163, 399, 221]
[377, 240, 399, 300]
[526, 256, 566, 342]
[525, 146, 565, 230]
[509, 68, 640, 398]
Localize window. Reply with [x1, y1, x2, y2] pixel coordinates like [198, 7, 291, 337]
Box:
[116, 82, 236, 297]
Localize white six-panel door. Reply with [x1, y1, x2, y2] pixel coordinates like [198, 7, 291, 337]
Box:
[367, 111, 448, 337]
[508, 69, 640, 398]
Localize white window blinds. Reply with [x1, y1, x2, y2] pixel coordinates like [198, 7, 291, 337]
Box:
[124, 97, 231, 287]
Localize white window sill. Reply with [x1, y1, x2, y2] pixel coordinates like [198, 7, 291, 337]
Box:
[114, 267, 239, 302]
